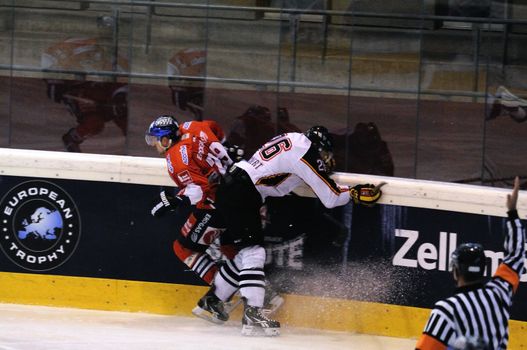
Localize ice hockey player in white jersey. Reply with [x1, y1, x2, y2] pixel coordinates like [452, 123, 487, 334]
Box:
[192, 126, 385, 337]
[237, 126, 361, 207]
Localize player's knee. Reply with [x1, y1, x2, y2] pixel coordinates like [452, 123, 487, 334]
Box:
[238, 245, 266, 269]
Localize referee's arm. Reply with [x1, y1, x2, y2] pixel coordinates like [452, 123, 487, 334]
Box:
[493, 208, 525, 293]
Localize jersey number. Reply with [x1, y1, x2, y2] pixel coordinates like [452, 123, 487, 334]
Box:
[259, 137, 292, 160]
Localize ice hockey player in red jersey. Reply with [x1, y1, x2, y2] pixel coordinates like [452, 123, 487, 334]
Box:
[167, 48, 207, 120]
[194, 125, 386, 337]
[42, 37, 129, 152]
[145, 115, 236, 290]
[147, 115, 284, 327]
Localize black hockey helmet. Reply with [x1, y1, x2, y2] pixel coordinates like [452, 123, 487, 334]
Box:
[305, 125, 334, 153]
[450, 243, 486, 282]
[305, 125, 335, 172]
[145, 115, 180, 151]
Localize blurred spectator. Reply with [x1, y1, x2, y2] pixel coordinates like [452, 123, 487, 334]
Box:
[42, 37, 129, 152]
[487, 86, 527, 123]
[333, 122, 394, 175]
[167, 48, 207, 120]
[227, 106, 300, 159]
[227, 105, 274, 158]
[334, 122, 394, 263]
[277, 107, 302, 134]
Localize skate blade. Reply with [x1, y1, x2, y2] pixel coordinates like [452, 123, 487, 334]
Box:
[241, 325, 280, 337]
[191, 306, 226, 325]
[224, 297, 243, 314]
[262, 295, 285, 316]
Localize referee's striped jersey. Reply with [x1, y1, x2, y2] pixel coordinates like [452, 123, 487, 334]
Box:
[416, 209, 525, 350]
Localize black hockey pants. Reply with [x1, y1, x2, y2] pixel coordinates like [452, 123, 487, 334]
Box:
[216, 166, 264, 247]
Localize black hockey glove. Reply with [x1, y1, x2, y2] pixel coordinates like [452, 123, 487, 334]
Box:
[151, 190, 190, 217]
[349, 182, 386, 207]
[226, 144, 245, 162]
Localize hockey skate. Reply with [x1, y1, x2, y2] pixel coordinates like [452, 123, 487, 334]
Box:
[221, 288, 283, 316]
[223, 291, 243, 315]
[496, 86, 527, 108]
[192, 288, 229, 325]
[488, 86, 527, 122]
[241, 303, 280, 337]
[262, 282, 284, 316]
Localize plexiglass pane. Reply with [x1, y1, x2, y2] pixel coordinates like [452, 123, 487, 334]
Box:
[1, 0, 526, 188]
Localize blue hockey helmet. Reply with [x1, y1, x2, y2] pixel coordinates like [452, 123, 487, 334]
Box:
[145, 115, 180, 151]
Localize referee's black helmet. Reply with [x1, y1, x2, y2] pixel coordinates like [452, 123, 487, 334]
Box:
[450, 243, 487, 282]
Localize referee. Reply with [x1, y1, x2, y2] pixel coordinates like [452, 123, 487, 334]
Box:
[416, 177, 525, 350]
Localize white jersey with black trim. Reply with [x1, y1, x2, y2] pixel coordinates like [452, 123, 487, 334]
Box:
[235, 132, 350, 208]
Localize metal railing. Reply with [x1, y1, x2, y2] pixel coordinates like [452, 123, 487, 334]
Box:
[2, 0, 527, 100]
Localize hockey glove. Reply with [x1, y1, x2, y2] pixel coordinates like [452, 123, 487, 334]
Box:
[151, 190, 190, 217]
[226, 144, 245, 162]
[349, 182, 386, 207]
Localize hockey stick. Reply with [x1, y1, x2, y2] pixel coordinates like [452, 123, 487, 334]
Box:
[373, 181, 387, 194]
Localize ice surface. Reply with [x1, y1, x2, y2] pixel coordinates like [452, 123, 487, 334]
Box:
[0, 303, 416, 350]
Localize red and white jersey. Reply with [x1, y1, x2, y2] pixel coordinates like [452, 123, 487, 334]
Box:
[236, 132, 350, 208]
[179, 120, 226, 145]
[165, 120, 232, 209]
[178, 120, 231, 172]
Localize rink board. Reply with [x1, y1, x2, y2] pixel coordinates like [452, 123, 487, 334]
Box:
[0, 149, 526, 347]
